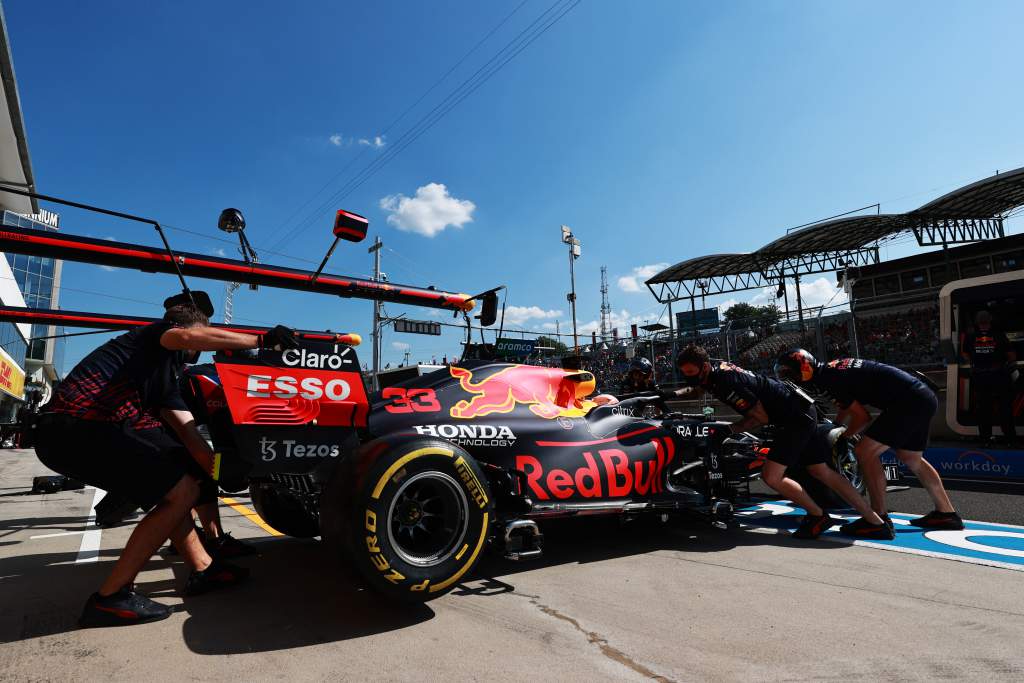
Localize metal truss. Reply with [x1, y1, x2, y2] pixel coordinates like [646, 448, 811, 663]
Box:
[910, 216, 1004, 247]
[647, 247, 880, 303]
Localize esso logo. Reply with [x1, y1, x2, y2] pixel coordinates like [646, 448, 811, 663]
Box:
[246, 374, 352, 402]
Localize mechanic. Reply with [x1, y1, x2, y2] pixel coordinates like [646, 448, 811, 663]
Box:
[775, 349, 963, 533]
[670, 345, 889, 540]
[962, 310, 1017, 446]
[34, 290, 299, 627]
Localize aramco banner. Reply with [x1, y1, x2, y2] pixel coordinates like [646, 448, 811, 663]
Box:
[495, 337, 537, 358]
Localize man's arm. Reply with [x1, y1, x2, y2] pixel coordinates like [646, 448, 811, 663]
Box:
[161, 326, 259, 352]
[161, 408, 216, 473]
[729, 401, 769, 434]
[834, 400, 871, 437]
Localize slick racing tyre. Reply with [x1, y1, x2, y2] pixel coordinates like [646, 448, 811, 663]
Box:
[249, 482, 320, 538]
[349, 438, 493, 603]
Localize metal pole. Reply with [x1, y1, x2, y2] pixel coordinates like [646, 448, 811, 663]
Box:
[667, 300, 677, 383]
[569, 243, 579, 353]
[795, 273, 804, 332]
[369, 236, 383, 391]
[781, 275, 790, 318]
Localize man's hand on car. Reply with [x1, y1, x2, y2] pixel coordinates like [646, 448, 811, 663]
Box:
[260, 325, 300, 350]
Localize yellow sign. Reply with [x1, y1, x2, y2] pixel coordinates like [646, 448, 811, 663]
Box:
[0, 349, 25, 400]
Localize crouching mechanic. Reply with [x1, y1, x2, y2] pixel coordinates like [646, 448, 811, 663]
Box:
[776, 349, 962, 534]
[670, 345, 887, 539]
[34, 291, 299, 626]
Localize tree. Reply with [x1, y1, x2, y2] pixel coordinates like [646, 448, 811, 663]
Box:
[723, 302, 781, 327]
[535, 335, 568, 354]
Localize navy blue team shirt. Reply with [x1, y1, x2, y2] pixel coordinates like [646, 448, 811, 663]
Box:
[813, 358, 928, 411]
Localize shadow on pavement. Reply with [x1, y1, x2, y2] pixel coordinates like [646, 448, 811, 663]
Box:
[176, 537, 434, 655]
[456, 512, 849, 596]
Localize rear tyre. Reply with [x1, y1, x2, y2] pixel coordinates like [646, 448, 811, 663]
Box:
[348, 438, 493, 603]
[249, 482, 320, 538]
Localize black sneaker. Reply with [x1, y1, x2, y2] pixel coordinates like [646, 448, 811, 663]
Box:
[909, 510, 964, 531]
[79, 587, 172, 627]
[207, 532, 257, 559]
[840, 517, 896, 540]
[792, 513, 839, 539]
[185, 560, 250, 596]
[881, 514, 895, 534]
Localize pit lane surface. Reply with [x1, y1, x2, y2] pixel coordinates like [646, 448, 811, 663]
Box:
[3, 450, 1024, 682]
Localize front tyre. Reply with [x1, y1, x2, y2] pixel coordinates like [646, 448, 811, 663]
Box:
[350, 439, 492, 602]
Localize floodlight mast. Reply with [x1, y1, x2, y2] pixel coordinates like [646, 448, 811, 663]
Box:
[561, 225, 581, 353]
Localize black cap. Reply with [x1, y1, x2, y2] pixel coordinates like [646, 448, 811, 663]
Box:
[163, 290, 214, 318]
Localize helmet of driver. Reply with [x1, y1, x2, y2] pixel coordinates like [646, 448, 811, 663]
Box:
[774, 348, 818, 384]
[629, 357, 653, 376]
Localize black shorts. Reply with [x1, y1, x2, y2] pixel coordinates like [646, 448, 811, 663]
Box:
[767, 402, 821, 468]
[864, 386, 937, 452]
[34, 414, 203, 510]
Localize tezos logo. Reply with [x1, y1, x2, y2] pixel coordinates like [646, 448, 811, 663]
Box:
[259, 437, 340, 462]
[247, 374, 351, 401]
[414, 424, 516, 447]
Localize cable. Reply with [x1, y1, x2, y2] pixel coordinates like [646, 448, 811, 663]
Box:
[268, 0, 582, 252]
[268, 0, 531, 243]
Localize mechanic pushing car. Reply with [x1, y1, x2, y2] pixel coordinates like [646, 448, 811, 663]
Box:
[34, 290, 299, 627]
[670, 345, 889, 539]
[775, 349, 963, 533]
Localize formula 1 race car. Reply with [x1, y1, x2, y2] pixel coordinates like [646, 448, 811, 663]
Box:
[181, 342, 862, 602]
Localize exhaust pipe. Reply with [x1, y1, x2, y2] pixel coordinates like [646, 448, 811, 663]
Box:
[503, 519, 543, 561]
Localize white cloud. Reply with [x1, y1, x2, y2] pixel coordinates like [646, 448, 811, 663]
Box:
[391, 341, 410, 351]
[617, 263, 669, 293]
[380, 183, 476, 238]
[502, 305, 563, 327]
[748, 276, 847, 310]
[329, 133, 344, 146]
[211, 247, 227, 257]
[358, 135, 386, 148]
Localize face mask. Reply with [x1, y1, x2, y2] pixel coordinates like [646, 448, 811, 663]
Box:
[680, 371, 703, 387]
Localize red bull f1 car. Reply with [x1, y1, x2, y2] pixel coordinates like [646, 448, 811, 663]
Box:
[181, 346, 859, 602]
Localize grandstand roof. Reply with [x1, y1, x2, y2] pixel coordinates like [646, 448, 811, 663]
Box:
[757, 213, 911, 257]
[914, 166, 1024, 218]
[646, 253, 763, 285]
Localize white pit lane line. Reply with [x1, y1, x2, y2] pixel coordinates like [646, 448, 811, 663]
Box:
[738, 502, 1024, 573]
[75, 487, 106, 563]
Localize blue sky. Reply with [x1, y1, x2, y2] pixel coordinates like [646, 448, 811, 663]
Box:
[5, 0, 1024, 373]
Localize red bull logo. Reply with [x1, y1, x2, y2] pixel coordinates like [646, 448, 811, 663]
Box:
[449, 365, 596, 420]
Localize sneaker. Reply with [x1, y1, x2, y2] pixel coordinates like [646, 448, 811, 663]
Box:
[792, 513, 839, 539]
[207, 532, 257, 559]
[79, 587, 172, 627]
[880, 514, 895, 534]
[840, 517, 896, 540]
[909, 510, 964, 531]
[185, 560, 250, 597]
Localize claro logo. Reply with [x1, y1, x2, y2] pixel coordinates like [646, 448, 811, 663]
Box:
[246, 374, 352, 401]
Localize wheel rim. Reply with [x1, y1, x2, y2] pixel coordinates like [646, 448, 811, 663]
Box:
[386, 470, 469, 567]
[836, 444, 863, 491]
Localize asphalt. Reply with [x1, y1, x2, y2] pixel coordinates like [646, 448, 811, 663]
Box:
[3, 448, 1024, 682]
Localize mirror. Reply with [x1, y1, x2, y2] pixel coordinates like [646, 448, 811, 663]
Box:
[477, 290, 498, 327]
[334, 209, 369, 243]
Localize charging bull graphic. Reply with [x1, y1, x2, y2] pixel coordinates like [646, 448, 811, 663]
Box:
[449, 365, 597, 419]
